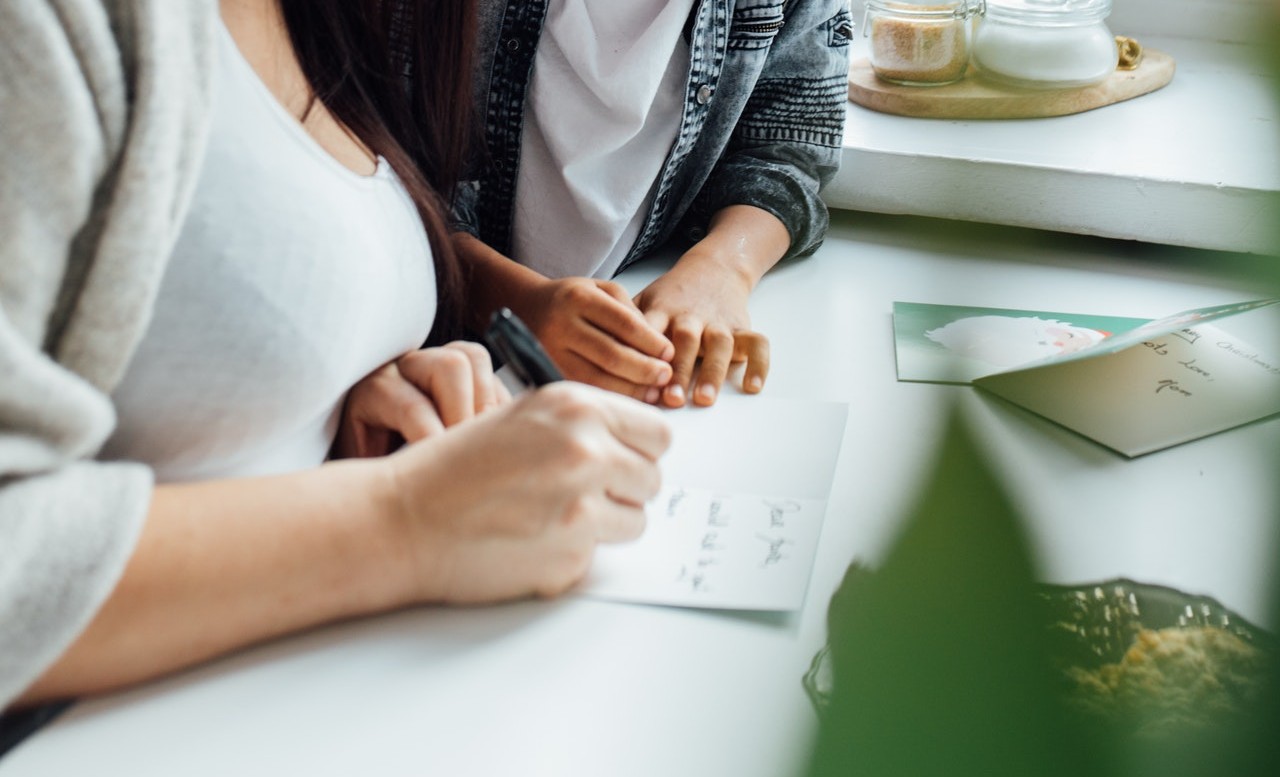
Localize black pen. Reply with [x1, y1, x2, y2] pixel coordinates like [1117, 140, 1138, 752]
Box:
[485, 307, 564, 388]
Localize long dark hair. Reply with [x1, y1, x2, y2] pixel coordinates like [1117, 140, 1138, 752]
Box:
[278, 0, 475, 344]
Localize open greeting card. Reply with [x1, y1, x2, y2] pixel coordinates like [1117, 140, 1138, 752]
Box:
[893, 299, 1280, 457]
[581, 394, 849, 611]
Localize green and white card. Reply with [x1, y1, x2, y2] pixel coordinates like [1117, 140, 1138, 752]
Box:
[893, 300, 1280, 457]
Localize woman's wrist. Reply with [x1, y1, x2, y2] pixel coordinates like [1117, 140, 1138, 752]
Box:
[341, 452, 450, 609]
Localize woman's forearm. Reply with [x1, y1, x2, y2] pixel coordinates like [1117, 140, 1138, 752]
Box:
[15, 458, 408, 706]
[15, 382, 671, 707]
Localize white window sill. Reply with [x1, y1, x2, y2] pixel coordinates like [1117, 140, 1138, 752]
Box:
[826, 27, 1280, 255]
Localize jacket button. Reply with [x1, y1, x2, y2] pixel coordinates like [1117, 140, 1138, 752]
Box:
[688, 225, 707, 241]
[506, 38, 521, 52]
[696, 84, 714, 105]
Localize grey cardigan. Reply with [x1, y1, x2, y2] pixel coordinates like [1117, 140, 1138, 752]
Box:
[0, 0, 213, 707]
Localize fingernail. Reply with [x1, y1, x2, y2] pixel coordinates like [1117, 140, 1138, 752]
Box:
[697, 383, 717, 404]
[667, 384, 685, 404]
[748, 376, 763, 392]
[644, 386, 661, 404]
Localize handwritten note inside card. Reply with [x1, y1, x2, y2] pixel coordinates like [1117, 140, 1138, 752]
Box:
[579, 394, 849, 611]
[895, 299, 1280, 457]
[978, 321, 1280, 456]
[585, 487, 829, 610]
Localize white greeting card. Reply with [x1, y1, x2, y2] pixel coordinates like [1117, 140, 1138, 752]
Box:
[581, 394, 849, 610]
[894, 299, 1280, 457]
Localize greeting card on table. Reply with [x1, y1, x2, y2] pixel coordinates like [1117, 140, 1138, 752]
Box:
[581, 394, 849, 611]
[893, 299, 1280, 457]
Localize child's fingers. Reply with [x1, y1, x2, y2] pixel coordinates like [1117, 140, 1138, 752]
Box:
[567, 320, 673, 386]
[559, 352, 663, 405]
[642, 308, 671, 343]
[690, 325, 735, 407]
[734, 331, 770, 394]
[660, 326, 770, 407]
[582, 282, 674, 361]
[597, 279, 641, 308]
[661, 314, 704, 408]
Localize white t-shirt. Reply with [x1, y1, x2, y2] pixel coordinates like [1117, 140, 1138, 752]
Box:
[102, 22, 436, 482]
[511, 0, 695, 280]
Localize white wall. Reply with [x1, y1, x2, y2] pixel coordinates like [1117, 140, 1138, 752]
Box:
[1109, 0, 1273, 43]
[848, 0, 1274, 44]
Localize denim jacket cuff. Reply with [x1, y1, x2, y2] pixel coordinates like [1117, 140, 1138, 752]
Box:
[688, 161, 830, 261]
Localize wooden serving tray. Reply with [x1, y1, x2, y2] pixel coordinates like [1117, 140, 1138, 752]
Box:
[848, 48, 1175, 120]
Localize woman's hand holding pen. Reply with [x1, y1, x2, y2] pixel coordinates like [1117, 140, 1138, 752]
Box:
[333, 342, 511, 459]
[343, 317, 670, 603]
[20, 372, 667, 704]
[381, 383, 671, 602]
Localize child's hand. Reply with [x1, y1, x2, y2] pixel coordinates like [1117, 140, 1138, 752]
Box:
[633, 251, 770, 408]
[333, 342, 511, 458]
[523, 277, 674, 402]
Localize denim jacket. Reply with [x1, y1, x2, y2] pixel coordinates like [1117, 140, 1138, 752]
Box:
[453, 0, 852, 274]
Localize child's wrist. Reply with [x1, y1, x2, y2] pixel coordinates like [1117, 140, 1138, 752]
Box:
[677, 243, 760, 294]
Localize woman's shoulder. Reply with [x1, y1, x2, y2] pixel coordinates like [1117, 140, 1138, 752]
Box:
[0, 0, 218, 386]
[2, 0, 219, 61]
[0, 0, 218, 134]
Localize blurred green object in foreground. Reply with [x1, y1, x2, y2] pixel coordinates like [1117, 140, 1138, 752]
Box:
[807, 15, 1280, 774]
[807, 407, 1112, 777]
[805, 400, 1280, 776]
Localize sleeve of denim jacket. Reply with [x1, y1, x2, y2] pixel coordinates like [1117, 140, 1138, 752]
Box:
[450, 179, 483, 238]
[687, 0, 851, 260]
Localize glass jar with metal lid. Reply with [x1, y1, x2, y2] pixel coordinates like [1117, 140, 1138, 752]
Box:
[864, 0, 986, 87]
[972, 0, 1118, 88]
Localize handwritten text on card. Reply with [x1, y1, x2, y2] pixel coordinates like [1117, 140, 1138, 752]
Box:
[584, 487, 828, 611]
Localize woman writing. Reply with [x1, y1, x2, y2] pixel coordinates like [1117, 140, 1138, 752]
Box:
[0, 0, 667, 710]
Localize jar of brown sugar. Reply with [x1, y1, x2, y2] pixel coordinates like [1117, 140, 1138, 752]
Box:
[865, 0, 985, 86]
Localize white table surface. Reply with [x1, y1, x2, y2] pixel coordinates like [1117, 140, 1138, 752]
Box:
[4, 212, 1277, 776]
